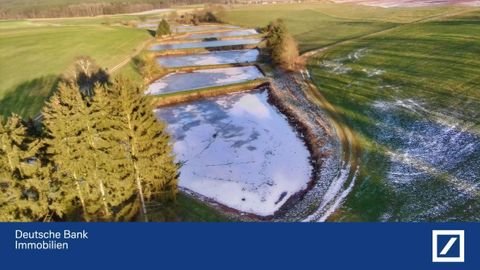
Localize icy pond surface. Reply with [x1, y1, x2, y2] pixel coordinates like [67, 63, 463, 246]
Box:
[155, 90, 312, 216]
[146, 66, 264, 95]
[156, 49, 259, 68]
[150, 38, 260, 51]
[173, 24, 239, 33]
[186, 29, 258, 40]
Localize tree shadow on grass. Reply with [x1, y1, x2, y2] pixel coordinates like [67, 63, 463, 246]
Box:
[0, 75, 59, 119]
[147, 29, 156, 37]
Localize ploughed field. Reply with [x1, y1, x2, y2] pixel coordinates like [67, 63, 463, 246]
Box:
[150, 24, 313, 217]
[224, 3, 480, 221]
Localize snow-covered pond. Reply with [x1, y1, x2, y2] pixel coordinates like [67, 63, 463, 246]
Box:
[137, 23, 158, 29]
[186, 29, 258, 40]
[146, 66, 264, 95]
[149, 38, 261, 51]
[173, 24, 239, 33]
[156, 49, 259, 68]
[155, 90, 312, 216]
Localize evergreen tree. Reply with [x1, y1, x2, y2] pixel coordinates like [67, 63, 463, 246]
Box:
[43, 82, 140, 221]
[156, 19, 171, 37]
[0, 115, 48, 221]
[109, 77, 178, 221]
[42, 83, 101, 221]
[89, 84, 139, 221]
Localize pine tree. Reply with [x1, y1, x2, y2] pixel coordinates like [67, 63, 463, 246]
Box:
[42, 83, 104, 221]
[156, 19, 171, 37]
[42, 76, 177, 222]
[43, 82, 140, 221]
[0, 115, 48, 221]
[109, 77, 178, 221]
[89, 84, 139, 221]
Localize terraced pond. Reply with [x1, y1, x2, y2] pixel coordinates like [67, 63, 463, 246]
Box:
[155, 90, 312, 216]
[186, 29, 258, 40]
[146, 66, 264, 95]
[156, 49, 259, 68]
[173, 24, 239, 33]
[149, 38, 261, 51]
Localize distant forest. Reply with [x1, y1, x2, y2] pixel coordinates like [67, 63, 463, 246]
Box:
[0, 0, 232, 19]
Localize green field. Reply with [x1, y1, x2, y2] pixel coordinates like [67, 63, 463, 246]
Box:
[309, 10, 480, 221]
[147, 193, 231, 222]
[0, 19, 151, 117]
[224, 3, 480, 221]
[222, 3, 464, 52]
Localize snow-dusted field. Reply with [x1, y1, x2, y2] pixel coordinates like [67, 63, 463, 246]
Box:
[149, 38, 261, 51]
[331, 0, 480, 7]
[371, 99, 480, 220]
[146, 66, 264, 95]
[186, 29, 258, 40]
[156, 49, 259, 68]
[155, 90, 312, 216]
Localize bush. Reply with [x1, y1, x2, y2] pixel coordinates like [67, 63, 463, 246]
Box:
[132, 53, 165, 83]
[265, 19, 300, 71]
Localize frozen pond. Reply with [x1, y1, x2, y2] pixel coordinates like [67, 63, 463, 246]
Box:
[137, 23, 157, 29]
[173, 24, 239, 33]
[156, 49, 259, 68]
[186, 29, 258, 40]
[149, 38, 261, 51]
[146, 66, 264, 95]
[155, 90, 312, 216]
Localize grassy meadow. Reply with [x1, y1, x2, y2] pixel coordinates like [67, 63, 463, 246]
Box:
[222, 3, 464, 52]
[224, 3, 480, 221]
[0, 18, 152, 117]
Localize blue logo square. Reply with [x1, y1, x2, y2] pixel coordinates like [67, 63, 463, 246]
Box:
[437, 235, 460, 258]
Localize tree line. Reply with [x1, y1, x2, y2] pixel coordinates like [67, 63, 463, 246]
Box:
[0, 1, 228, 19]
[168, 5, 226, 25]
[0, 58, 178, 222]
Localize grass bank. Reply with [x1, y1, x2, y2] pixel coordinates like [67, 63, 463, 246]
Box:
[151, 79, 268, 107]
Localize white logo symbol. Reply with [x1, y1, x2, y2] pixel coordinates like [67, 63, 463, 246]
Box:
[432, 230, 465, 263]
